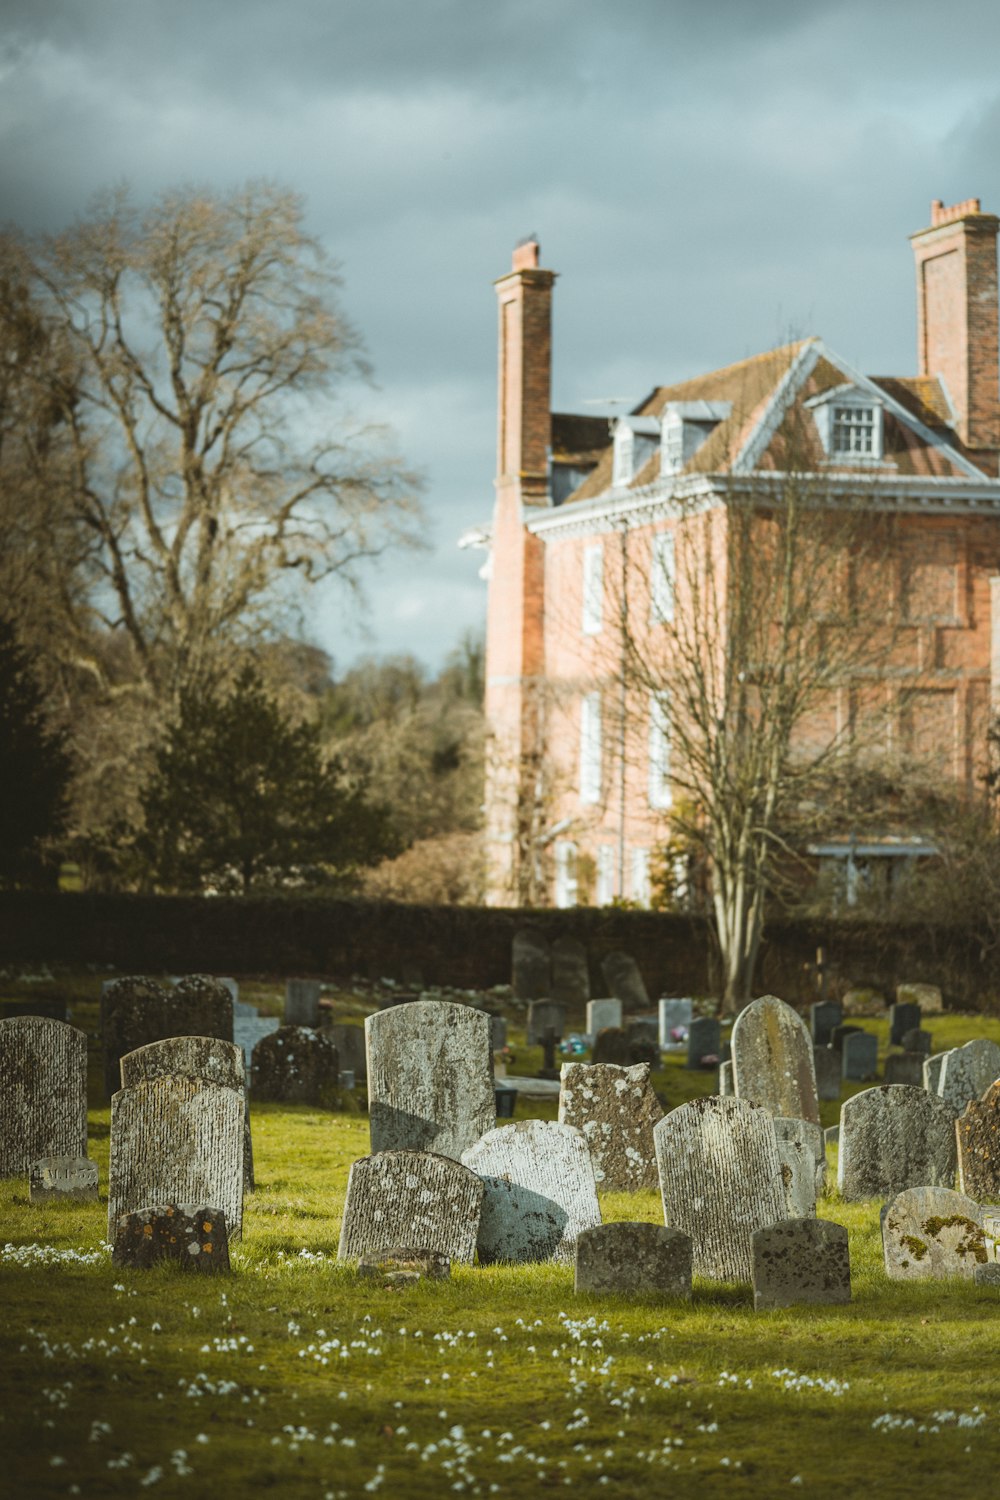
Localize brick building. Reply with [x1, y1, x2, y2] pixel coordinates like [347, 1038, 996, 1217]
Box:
[473, 201, 1000, 909]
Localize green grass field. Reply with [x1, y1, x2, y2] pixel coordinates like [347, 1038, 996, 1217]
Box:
[3, 976, 1000, 1496]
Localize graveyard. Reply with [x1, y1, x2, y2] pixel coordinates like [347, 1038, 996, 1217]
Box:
[3, 969, 1000, 1497]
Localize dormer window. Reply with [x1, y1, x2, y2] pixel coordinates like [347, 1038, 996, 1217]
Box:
[807, 385, 885, 463]
[832, 404, 876, 456]
[660, 401, 732, 476]
[612, 416, 660, 486]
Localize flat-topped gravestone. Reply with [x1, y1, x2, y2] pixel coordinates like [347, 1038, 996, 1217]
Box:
[837, 1085, 957, 1201]
[830, 1023, 862, 1053]
[108, 1075, 244, 1242]
[732, 995, 819, 1124]
[252, 1026, 339, 1106]
[957, 1081, 1000, 1199]
[884, 1052, 925, 1087]
[101, 976, 233, 1099]
[897, 981, 943, 1015]
[687, 1016, 720, 1070]
[337, 1151, 483, 1265]
[773, 1117, 819, 1217]
[659, 998, 693, 1049]
[461, 1119, 601, 1264]
[558, 1062, 663, 1191]
[752, 1219, 850, 1310]
[366, 1000, 494, 1160]
[883, 1186, 988, 1280]
[512, 929, 550, 1001]
[901, 1027, 931, 1057]
[586, 999, 623, 1037]
[526, 1000, 566, 1046]
[810, 1001, 842, 1048]
[924, 1052, 948, 1093]
[329, 1023, 367, 1083]
[889, 1002, 921, 1048]
[29, 1156, 98, 1203]
[814, 1047, 840, 1101]
[552, 935, 590, 1007]
[937, 1039, 1000, 1113]
[112, 1204, 230, 1272]
[0, 1016, 88, 1178]
[575, 1222, 692, 1298]
[841, 1032, 877, 1082]
[592, 1027, 630, 1066]
[600, 951, 650, 1012]
[653, 1097, 785, 1283]
[284, 979, 322, 1028]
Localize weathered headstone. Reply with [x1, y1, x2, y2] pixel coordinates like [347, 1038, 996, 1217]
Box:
[773, 1117, 819, 1217]
[526, 1000, 566, 1046]
[814, 1047, 840, 1101]
[586, 998, 623, 1037]
[366, 1000, 494, 1160]
[883, 1051, 925, 1087]
[461, 1120, 601, 1264]
[357, 1247, 451, 1284]
[575, 1222, 692, 1298]
[974, 1263, 1000, 1286]
[653, 1096, 785, 1283]
[489, 1016, 508, 1052]
[627, 1016, 659, 1045]
[810, 1001, 842, 1048]
[830, 1023, 862, 1053]
[889, 1001, 921, 1048]
[251, 1026, 339, 1106]
[937, 1039, 1000, 1113]
[837, 1084, 957, 1201]
[842, 989, 886, 1018]
[337, 1151, 483, 1265]
[731, 995, 819, 1124]
[234, 1011, 279, 1072]
[101, 976, 233, 1099]
[284, 979, 322, 1028]
[883, 1186, 988, 1280]
[719, 1059, 734, 1096]
[896, 981, 943, 1015]
[658, 998, 693, 1049]
[512, 929, 550, 1001]
[591, 1027, 630, 1066]
[924, 1052, 948, 1094]
[0, 1017, 88, 1178]
[112, 1204, 230, 1272]
[601, 951, 650, 1011]
[841, 1031, 878, 1081]
[552, 935, 590, 1007]
[558, 1062, 663, 1191]
[901, 1027, 931, 1057]
[329, 1023, 367, 1083]
[957, 1080, 1000, 1199]
[107, 1075, 244, 1241]
[752, 1219, 851, 1310]
[29, 1156, 98, 1204]
[686, 1016, 720, 1070]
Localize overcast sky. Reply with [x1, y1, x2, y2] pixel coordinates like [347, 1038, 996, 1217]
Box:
[4, 0, 1000, 675]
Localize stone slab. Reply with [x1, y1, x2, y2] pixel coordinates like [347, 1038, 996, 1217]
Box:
[901, 1028, 931, 1057]
[924, 1052, 948, 1093]
[687, 1016, 720, 1070]
[888, 1002, 921, 1048]
[837, 1085, 957, 1201]
[512, 929, 550, 1001]
[586, 999, 623, 1037]
[937, 1039, 1000, 1113]
[234, 1014, 279, 1073]
[810, 1001, 842, 1048]
[814, 1046, 840, 1101]
[112, 1204, 230, 1272]
[329, 1023, 367, 1083]
[558, 1062, 663, 1191]
[526, 1000, 566, 1046]
[883, 1051, 925, 1087]
[841, 1031, 878, 1082]
[366, 1000, 494, 1160]
[0, 1016, 88, 1178]
[461, 1119, 601, 1264]
[357, 1247, 451, 1283]
[600, 951, 650, 1011]
[338, 1150, 482, 1264]
[773, 1117, 819, 1218]
[284, 979, 322, 1028]
[552, 935, 590, 1007]
[719, 1060, 734, 1096]
[29, 1155, 98, 1203]
[883, 1186, 988, 1280]
[659, 998, 693, 1049]
[752, 1218, 851, 1309]
[575, 1222, 692, 1297]
[591, 1027, 630, 1066]
[732, 995, 819, 1124]
[101, 976, 233, 1099]
[252, 1026, 339, 1106]
[957, 1080, 1000, 1199]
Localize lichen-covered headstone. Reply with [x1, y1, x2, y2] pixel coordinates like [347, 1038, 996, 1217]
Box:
[937, 1039, 1000, 1113]
[512, 929, 550, 1001]
[366, 1000, 494, 1160]
[841, 1031, 878, 1082]
[586, 999, 623, 1037]
[600, 951, 650, 1011]
[837, 1084, 957, 1201]
[112, 1204, 230, 1272]
[814, 1047, 840, 1102]
[896, 981, 943, 1015]
[809, 1001, 842, 1048]
[338, 1151, 482, 1265]
[653, 1097, 785, 1283]
[591, 1027, 630, 1066]
[101, 975, 233, 1099]
[884, 1051, 925, 1087]
[558, 1062, 663, 1191]
[575, 1222, 692, 1297]
[752, 1219, 850, 1310]
[251, 1026, 339, 1106]
[29, 1155, 98, 1203]
[883, 1186, 988, 1280]
[552, 935, 590, 1007]
[0, 1016, 87, 1178]
[686, 1016, 720, 1070]
[284, 979, 322, 1027]
[526, 1000, 566, 1046]
[732, 995, 819, 1124]
[461, 1120, 601, 1264]
[329, 1023, 367, 1083]
[773, 1117, 819, 1217]
[107, 1076, 244, 1242]
[659, 998, 693, 1049]
[957, 1081, 1000, 1199]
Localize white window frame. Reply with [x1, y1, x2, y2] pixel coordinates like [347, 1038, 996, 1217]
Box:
[631, 847, 651, 908]
[660, 409, 684, 475]
[554, 840, 578, 908]
[807, 385, 885, 463]
[582, 543, 603, 635]
[579, 691, 602, 804]
[648, 691, 672, 809]
[650, 530, 675, 623]
[595, 844, 616, 905]
[612, 424, 634, 486]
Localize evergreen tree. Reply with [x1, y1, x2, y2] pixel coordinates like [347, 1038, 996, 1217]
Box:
[0, 617, 72, 885]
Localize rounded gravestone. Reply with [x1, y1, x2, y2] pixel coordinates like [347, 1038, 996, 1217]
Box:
[101, 976, 233, 1099]
[0, 1016, 87, 1178]
[112, 1204, 230, 1272]
[337, 1151, 483, 1265]
[575, 1222, 692, 1297]
[365, 1000, 494, 1160]
[653, 1096, 785, 1283]
[558, 1061, 663, 1191]
[883, 1186, 988, 1280]
[752, 1219, 851, 1310]
[462, 1119, 601, 1264]
[121, 1035, 253, 1192]
[251, 1026, 339, 1105]
[937, 1039, 1000, 1113]
[731, 994, 819, 1124]
[837, 1085, 957, 1201]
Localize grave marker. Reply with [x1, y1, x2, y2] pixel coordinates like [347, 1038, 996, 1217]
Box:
[752, 1219, 851, 1309]
[461, 1119, 601, 1264]
[329, 1023, 367, 1084]
[366, 1000, 494, 1160]
[101, 975, 233, 1099]
[814, 1047, 840, 1101]
[658, 998, 693, 1049]
[586, 998, 623, 1038]
[956, 1081, 1000, 1199]
[901, 1028, 931, 1057]
[337, 1150, 483, 1265]
[526, 1000, 566, 1046]
[0, 1016, 87, 1178]
[29, 1156, 98, 1204]
[112, 1204, 230, 1272]
[841, 1032, 878, 1082]
[591, 1027, 630, 1066]
[810, 1001, 842, 1048]
[889, 1001, 921, 1048]
[883, 1051, 925, 1087]
[923, 1052, 948, 1094]
[883, 1186, 988, 1280]
[837, 1084, 957, 1201]
[600, 951, 650, 1011]
[558, 1061, 663, 1191]
[773, 1117, 819, 1218]
[937, 1039, 1000, 1113]
[731, 994, 819, 1124]
[284, 979, 322, 1027]
[512, 929, 550, 1001]
[552, 935, 590, 1007]
[251, 1026, 339, 1106]
[686, 1016, 720, 1070]
[575, 1222, 692, 1298]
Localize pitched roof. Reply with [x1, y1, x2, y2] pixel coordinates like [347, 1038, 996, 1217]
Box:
[551, 412, 611, 465]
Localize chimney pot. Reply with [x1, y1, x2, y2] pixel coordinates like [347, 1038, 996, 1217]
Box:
[512, 239, 540, 272]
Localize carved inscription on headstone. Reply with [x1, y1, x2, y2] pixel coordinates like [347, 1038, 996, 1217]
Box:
[366, 1000, 494, 1160]
[558, 1062, 663, 1191]
[575, 1222, 692, 1298]
[0, 1017, 87, 1178]
[338, 1151, 482, 1265]
[752, 1218, 851, 1310]
[883, 1186, 988, 1280]
[462, 1120, 601, 1264]
[837, 1084, 957, 1201]
[29, 1156, 98, 1203]
[731, 995, 819, 1124]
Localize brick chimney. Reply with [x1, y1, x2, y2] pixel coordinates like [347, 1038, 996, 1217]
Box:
[494, 237, 556, 505]
[911, 197, 1000, 455]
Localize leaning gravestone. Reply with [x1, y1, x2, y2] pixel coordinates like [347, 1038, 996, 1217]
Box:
[841, 1031, 878, 1081]
[512, 929, 551, 1001]
[29, 1156, 98, 1204]
[337, 1150, 483, 1265]
[601, 951, 650, 1012]
[752, 1219, 851, 1310]
[101, 976, 233, 1099]
[526, 1000, 566, 1046]
[773, 1117, 819, 1218]
[687, 1016, 720, 1069]
[112, 1204, 230, 1272]
[284, 979, 322, 1028]
[810, 1001, 842, 1048]
[586, 998, 623, 1037]
[937, 1039, 1000, 1114]
[653, 1097, 785, 1283]
[889, 1001, 921, 1048]
[837, 1085, 957, 1201]
[251, 1027, 339, 1106]
[731, 995, 820, 1124]
[814, 1047, 840, 1102]
[552, 935, 590, 1007]
[956, 1081, 1000, 1199]
[0, 1017, 88, 1178]
[575, 1222, 692, 1298]
[329, 1023, 367, 1083]
[558, 1062, 663, 1191]
[107, 1075, 244, 1241]
[659, 998, 693, 1049]
[366, 1000, 494, 1160]
[883, 1052, 925, 1087]
[591, 1027, 630, 1066]
[461, 1120, 601, 1264]
[883, 1186, 988, 1280]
